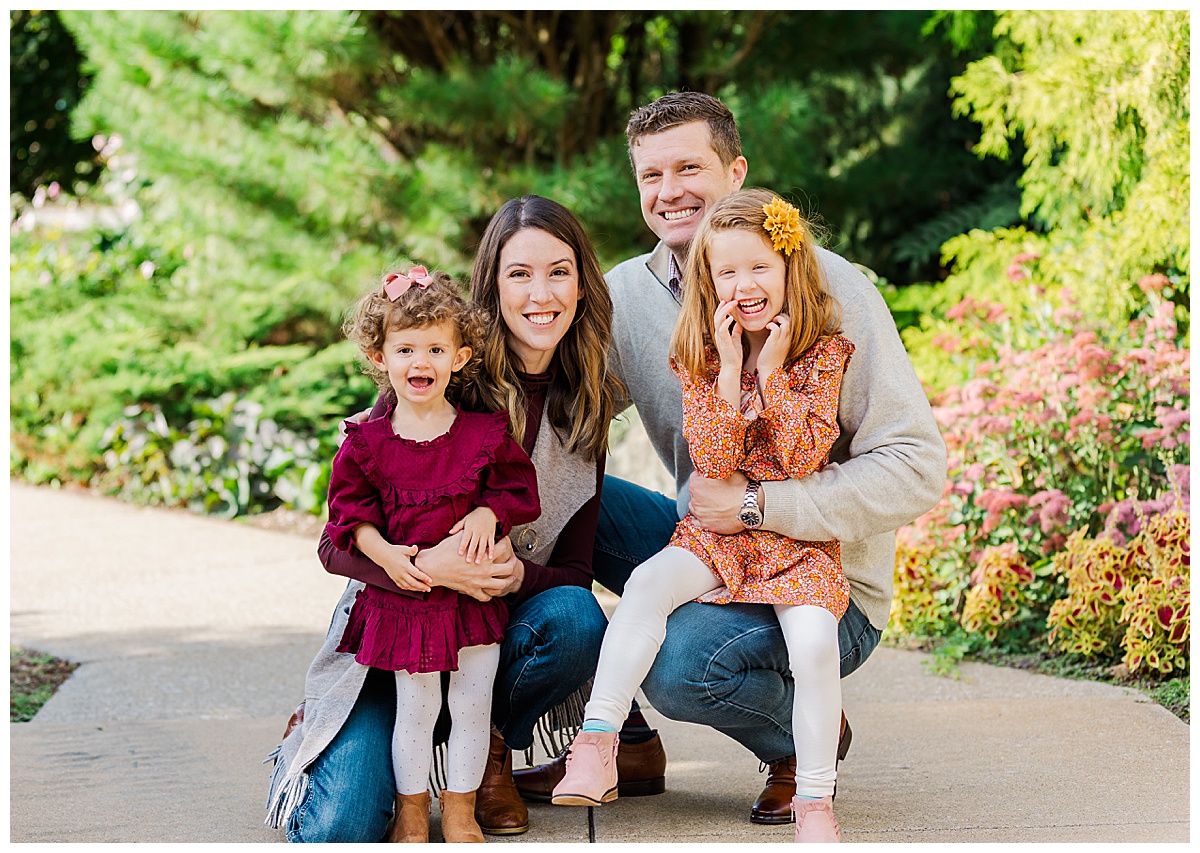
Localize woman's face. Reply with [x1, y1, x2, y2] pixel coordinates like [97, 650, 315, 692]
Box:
[497, 228, 581, 374]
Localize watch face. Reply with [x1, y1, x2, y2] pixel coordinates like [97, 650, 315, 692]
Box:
[739, 508, 763, 528]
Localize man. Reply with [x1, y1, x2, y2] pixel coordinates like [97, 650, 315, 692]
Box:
[515, 91, 946, 824]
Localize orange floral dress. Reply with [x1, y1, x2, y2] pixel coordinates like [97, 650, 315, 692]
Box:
[669, 334, 855, 616]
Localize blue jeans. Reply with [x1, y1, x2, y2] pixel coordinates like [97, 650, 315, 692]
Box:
[593, 474, 883, 765]
[286, 585, 606, 843]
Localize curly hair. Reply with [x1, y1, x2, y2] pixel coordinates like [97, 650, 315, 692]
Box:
[462, 195, 624, 462]
[671, 188, 841, 378]
[625, 91, 743, 170]
[343, 269, 487, 402]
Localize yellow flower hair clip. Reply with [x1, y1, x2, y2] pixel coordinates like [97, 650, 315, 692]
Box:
[762, 198, 803, 256]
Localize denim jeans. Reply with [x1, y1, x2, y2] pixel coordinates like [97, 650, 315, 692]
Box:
[593, 474, 883, 765]
[286, 585, 606, 843]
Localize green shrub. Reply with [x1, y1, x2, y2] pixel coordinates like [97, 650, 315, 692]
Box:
[95, 393, 334, 517]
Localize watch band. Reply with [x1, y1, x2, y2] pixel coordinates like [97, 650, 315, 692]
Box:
[739, 479, 763, 528]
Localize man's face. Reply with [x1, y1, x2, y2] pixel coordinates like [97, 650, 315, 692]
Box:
[630, 120, 748, 257]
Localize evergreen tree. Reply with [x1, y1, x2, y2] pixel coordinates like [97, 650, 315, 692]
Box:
[10, 10, 100, 196]
[12, 9, 1023, 502]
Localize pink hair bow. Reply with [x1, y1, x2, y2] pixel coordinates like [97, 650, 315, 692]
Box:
[383, 265, 434, 301]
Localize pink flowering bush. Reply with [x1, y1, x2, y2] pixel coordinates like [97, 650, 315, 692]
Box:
[891, 281, 1189, 672]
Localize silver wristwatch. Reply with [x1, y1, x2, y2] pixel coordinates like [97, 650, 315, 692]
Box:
[738, 479, 763, 529]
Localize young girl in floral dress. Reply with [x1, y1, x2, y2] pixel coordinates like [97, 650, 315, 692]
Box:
[551, 189, 854, 843]
[325, 267, 540, 843]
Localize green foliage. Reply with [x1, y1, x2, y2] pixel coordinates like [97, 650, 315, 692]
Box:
[51, 11, 1019, 282]
[9, 163, 379, 490]
[10, 647, 78, 723]
[947, 10, 1190, 321]
[1046, 511, 1189, 677]
[95, 393, 334, 518]
[9, 10, 100, 197]
[1146, 677, 1189, 723]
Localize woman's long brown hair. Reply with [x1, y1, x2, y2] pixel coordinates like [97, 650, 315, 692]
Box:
[461, 195, 624, 461]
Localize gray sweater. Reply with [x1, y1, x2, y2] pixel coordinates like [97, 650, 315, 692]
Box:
[606, 242, 946, 629]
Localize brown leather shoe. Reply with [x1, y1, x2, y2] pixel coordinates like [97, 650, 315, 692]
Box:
[513, 732, 668, 802]
[474, 728, 529, 835]
[750, 712, 852, 824]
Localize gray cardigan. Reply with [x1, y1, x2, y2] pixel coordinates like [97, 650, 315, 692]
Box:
[605, 242, 946, 630]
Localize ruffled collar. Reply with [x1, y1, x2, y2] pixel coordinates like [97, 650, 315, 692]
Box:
[364, 400, 465, 450]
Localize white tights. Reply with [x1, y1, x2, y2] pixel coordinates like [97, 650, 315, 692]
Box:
[584, 547, 842, 798]
[391, 643, 500, 795]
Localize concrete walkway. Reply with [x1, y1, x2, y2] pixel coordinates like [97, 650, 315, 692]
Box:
[8, 481, 1190, 842]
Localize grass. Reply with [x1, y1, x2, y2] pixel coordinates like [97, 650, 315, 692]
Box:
[10, 646, 79, 722]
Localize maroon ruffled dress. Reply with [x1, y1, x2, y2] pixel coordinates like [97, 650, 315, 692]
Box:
[324, 406, 540, 674]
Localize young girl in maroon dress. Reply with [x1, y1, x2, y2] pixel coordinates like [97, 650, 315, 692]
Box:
[324, 267, 540, 843]
[551, 189, 853, 843]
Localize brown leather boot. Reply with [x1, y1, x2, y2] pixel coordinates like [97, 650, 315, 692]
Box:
[750, 712, 852, 824]
[475, 728, 529, 835]
[513, 732, 667, 802]
[438, 790, 485, 843]
[386, 791, 430, 843]
[281, 701, 304, 740]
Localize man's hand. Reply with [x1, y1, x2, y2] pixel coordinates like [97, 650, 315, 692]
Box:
[413, 531, 518, 602]
[688, 470, 750, 534]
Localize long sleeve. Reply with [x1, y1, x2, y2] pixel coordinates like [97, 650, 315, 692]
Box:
[476, 429, 541, 537]
[674, 356, 751, 480]
[323, 432, 388, 554]
[759, 262, 947, 547]
[317, 388, 414, 596]
[317, 529, 411, 595]
[757, 335, 852, 480]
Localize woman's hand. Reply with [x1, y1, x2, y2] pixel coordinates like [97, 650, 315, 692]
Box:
[414, 532, 518, 602]
[757, 312, 791, 382]
[336, 406, 372, 448]
[450, 506, 498, 563]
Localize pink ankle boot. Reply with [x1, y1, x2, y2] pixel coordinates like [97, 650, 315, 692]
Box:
[792, 795, 840, 842]
[550, 731, 619, 806]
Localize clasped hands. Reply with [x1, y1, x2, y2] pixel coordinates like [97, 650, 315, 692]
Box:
[340, 407, 521, 603]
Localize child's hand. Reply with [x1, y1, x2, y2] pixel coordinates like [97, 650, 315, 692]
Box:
[449, 507, 498, 564]
[380, 543, 432, 592]
[712, 300, 744, 372]
[757, 312, 792, 380]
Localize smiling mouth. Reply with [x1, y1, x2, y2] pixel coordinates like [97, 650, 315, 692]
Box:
[738, 298, 768, 314]
[525, 312, 558, 326]
[408, 376, 433, 389]
[662, 208, 699, 222]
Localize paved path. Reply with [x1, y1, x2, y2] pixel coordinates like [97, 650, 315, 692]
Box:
[8, 481, 1190, 842]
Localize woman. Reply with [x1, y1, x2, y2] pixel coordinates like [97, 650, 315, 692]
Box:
[266, 196, 624, 842]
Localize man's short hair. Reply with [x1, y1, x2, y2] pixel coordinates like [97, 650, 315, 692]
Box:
[625, 91, 743, 169]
